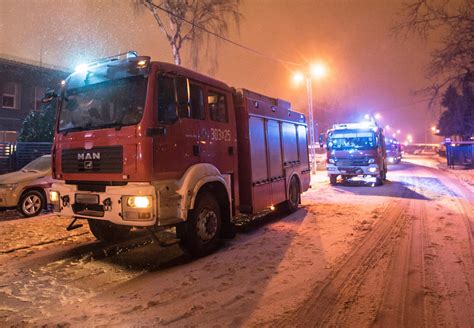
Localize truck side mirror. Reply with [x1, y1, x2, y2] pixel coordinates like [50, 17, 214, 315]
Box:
[319, 134, 325, 147]
[42, 90, 58, 104]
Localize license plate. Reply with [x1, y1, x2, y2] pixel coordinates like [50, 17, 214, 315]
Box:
[75, 194, 99, 204]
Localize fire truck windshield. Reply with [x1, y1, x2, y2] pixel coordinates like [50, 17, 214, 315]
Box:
[58, 76, 147, 133]
[327, 130, 377, 150]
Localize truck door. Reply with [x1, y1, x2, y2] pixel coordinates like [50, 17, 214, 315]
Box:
[152, 74, 201, 178]
[198, 88, 236, 174]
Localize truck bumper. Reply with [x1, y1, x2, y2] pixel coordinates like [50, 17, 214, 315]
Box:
[326, 164, 380, 176]
[50, 181, 158, 227]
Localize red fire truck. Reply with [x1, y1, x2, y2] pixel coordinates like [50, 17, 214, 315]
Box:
[323, 122, 387, 186]
[46, 52, 310, 256]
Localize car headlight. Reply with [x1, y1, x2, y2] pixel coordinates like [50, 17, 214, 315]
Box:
[328, 158, 336, 164]
[368, 158, 375, 164]
[388, 157, 394, 163]
[0, 183, 18, 190]
[126, 196, 152, 208]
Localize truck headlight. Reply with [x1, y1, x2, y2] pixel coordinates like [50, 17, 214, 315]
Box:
[126, 196, 152, 208]
[368, 167, 377, 173]
[50, 191, 60, 203]
[328, 158, 336, 164]
[50, 191, 61, 212]
[368, 158, 375, 164]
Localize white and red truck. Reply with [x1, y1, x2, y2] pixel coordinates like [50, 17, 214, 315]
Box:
[46, 52, 310, 256]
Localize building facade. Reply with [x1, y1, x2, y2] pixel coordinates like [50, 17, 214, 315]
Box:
[0, 56, 69, 141]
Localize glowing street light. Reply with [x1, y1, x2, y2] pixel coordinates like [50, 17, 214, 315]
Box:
[397, 129, 401, 134]
[431, 126, 436, 132]
[385, 125, 390, 131]
[293, 72, 305, 84]
[374, 113, 382, 120]
[310, 62, 328, 80]
[292, 61, 328, 173]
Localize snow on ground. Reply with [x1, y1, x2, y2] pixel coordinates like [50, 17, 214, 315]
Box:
[0, 170, 390, 326]
[0, 156, 472, 327]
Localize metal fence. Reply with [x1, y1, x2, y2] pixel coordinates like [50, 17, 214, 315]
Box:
[446, 141, 474, 168]
[0, 142, 52, 174]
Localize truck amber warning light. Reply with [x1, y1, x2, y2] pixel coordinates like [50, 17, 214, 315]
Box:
[49, 51, 310, 257]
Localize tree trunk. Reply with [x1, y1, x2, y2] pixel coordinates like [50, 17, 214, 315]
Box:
[172, 43, 181, 65]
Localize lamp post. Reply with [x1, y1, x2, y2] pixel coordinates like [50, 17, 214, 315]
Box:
[293, 62, 327, 174]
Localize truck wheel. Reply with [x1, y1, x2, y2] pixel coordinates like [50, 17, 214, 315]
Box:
[18, 190, 45, 217]
[88, 219, 131, 243]
[381, 169, 387, 181]
[184, 192, 221, 257]
[287, 176, 300, 213]
[329, 175, 338, 185]
[375, 174, 384, 186]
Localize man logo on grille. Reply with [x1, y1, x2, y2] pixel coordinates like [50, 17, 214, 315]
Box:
[78, 152, 101, 160]
[84, 161, 93, 169]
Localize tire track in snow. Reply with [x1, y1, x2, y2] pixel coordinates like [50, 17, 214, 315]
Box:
[274, 188, 411, 327]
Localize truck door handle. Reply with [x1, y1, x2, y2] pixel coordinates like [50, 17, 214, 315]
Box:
[146, 127, 166, 136]
[193, 145, 200, 156]
[228, 146, 234, 155]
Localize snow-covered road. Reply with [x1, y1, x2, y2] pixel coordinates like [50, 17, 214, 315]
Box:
[0, 156, 473, 327]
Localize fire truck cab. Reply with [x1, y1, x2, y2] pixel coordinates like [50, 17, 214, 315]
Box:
[324, 122, 387, 186]
[48, 52, 310, 256]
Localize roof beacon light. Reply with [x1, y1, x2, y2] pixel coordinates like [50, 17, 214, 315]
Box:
[126, 51, 138, 59]
[75, 63, 89, 73]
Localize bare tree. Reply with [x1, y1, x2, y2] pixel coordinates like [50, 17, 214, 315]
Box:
[393, 0, 474, 100]
[134, 0, 240, 71]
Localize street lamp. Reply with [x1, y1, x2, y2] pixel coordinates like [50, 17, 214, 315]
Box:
[293, 61, 328, 173]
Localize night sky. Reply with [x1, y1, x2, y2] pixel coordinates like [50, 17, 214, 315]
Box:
[0, 0, 445, 143]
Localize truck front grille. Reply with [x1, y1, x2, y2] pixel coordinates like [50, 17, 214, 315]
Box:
[62, 146, 123, 173]
[337, 158, 369, 166]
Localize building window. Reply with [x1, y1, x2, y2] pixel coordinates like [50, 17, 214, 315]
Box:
[2, 82, 18, 109]
[208, 91, 228, 123]
[0, 131, 18, 142]
[34, 87, 46, 111]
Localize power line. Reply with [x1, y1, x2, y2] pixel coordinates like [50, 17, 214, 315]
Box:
[147, 1, 302, 67]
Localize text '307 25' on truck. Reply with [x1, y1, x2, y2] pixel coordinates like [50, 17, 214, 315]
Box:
[46, 51, 310, 257]
[322, 122, 388, 186]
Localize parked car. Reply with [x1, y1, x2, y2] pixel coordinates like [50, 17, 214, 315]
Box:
[0, 155, 53, 217]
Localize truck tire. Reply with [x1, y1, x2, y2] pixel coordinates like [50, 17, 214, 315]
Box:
[184, 192, 221, 257]
[375, 172, 385, 186]
[329, 175, 338, 185]
[88, 219, 131, 243]
[287, 176, 300, 213]
[18, 190, 45, 217]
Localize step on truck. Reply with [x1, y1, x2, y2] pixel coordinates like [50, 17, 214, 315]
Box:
[46, 51, 310, 256]
[322, 122, 387, 186]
